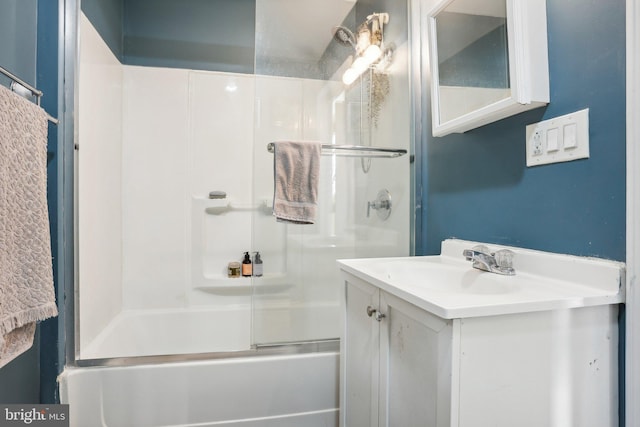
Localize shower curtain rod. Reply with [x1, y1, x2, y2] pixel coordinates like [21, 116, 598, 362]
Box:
[266, 142, 407, 158]
[0, 65, 59, 125]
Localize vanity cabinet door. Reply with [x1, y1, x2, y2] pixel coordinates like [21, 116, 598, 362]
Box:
[379, 292, 454, 427]
[342, 276, 455, 427]
[342, 277, 381, 427]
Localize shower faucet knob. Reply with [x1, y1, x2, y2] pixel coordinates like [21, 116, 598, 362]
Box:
[366, 189, 392, 220]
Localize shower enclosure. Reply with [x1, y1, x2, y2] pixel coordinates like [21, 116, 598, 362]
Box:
[75, 0, 412, 361]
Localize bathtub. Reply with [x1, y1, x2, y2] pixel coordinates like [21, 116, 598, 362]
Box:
[59, 350, 339, 427]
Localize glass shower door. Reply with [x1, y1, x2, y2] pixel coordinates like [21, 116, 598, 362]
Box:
[251, 0, 411, 346]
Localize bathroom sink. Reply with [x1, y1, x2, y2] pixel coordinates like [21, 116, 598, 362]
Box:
[380, 259, 518, 295]
[338, 239, 624, 319]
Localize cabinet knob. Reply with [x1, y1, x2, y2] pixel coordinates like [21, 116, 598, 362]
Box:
[366, 306, 386, 321]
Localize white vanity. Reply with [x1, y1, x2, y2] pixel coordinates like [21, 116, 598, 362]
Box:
[338, 239, 624, 427]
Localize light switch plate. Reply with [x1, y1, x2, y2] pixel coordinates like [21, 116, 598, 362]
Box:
[525, 109, 589, 167]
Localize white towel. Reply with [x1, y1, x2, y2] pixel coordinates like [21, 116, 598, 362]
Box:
[0, 85, 57, 368]
[272, 141, 321, 224]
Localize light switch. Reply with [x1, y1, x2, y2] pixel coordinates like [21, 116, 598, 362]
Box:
[546, 128, 559, 152]
[525, 108, 589, 167]
[564, 123, 577, 148]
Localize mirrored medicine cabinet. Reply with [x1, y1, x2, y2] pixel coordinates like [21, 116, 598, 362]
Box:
[427, 0, 549, 137]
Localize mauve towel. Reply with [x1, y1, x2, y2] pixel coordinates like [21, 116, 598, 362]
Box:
[272, 141, 321, 224]
[0, 85, 57, 368]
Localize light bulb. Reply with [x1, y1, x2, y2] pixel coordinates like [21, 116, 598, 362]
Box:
[352, 57, 369, 73]
[364, 44, 383, 63]
[342, 68, 360, 85]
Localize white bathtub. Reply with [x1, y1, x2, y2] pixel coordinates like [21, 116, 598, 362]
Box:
[59, 351, 339, 427]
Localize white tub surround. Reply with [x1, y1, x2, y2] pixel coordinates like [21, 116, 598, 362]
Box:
[77, 13, 123, 351]
[60, 352, 339, 427]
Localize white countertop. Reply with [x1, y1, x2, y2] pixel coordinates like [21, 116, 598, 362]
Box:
[338, 239, 625, 319]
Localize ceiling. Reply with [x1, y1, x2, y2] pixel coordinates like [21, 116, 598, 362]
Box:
[255, 0, 357, 61]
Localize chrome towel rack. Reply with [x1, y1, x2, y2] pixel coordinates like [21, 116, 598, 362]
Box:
[0, 65, 58, 124]
[266, 142, 407, 158]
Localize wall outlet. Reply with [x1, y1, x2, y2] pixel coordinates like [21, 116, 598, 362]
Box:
[525, 109, 589, 167]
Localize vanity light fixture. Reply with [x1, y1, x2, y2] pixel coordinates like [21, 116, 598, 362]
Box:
[341, 13, 389, 85]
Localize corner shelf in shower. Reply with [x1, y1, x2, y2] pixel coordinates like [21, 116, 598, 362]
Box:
[266, 142, 408, 158]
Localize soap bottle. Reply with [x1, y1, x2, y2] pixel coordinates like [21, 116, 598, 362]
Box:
[242, 252, 252, 277]
[253, 252, 263, 277]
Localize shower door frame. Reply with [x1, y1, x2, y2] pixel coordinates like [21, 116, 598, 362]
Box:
[626, 0, 639, 425]
[59, 0, 341, 368]
[60, 0, 79, 370]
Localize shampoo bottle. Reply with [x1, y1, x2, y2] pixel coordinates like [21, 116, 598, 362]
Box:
[253, 252, 263, 277]
[242, 252, 252, 277]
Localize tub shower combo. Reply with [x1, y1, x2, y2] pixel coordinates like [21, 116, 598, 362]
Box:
[59, 1, 413, 425]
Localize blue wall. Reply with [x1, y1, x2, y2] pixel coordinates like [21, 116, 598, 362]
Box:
[0, 0, 60, 403]
[421, 0, 626, 262]
[124, 0, 255, 73]
[37, 0, 62, 404]
[82, 0, 255, 73]
[0, 0, 37, 85]
[0, 0, 40, 403]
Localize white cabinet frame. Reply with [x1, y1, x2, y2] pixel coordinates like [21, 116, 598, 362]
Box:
[427, 0, 549, 136]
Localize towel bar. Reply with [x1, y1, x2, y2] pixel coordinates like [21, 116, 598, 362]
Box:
[1, 65, 59, 124]
[266, 142, 406, 158]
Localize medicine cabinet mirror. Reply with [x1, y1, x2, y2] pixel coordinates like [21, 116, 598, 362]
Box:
[427, 0, 549, 137]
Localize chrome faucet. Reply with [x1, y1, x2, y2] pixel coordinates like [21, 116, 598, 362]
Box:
[462, 245, 516, 276]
